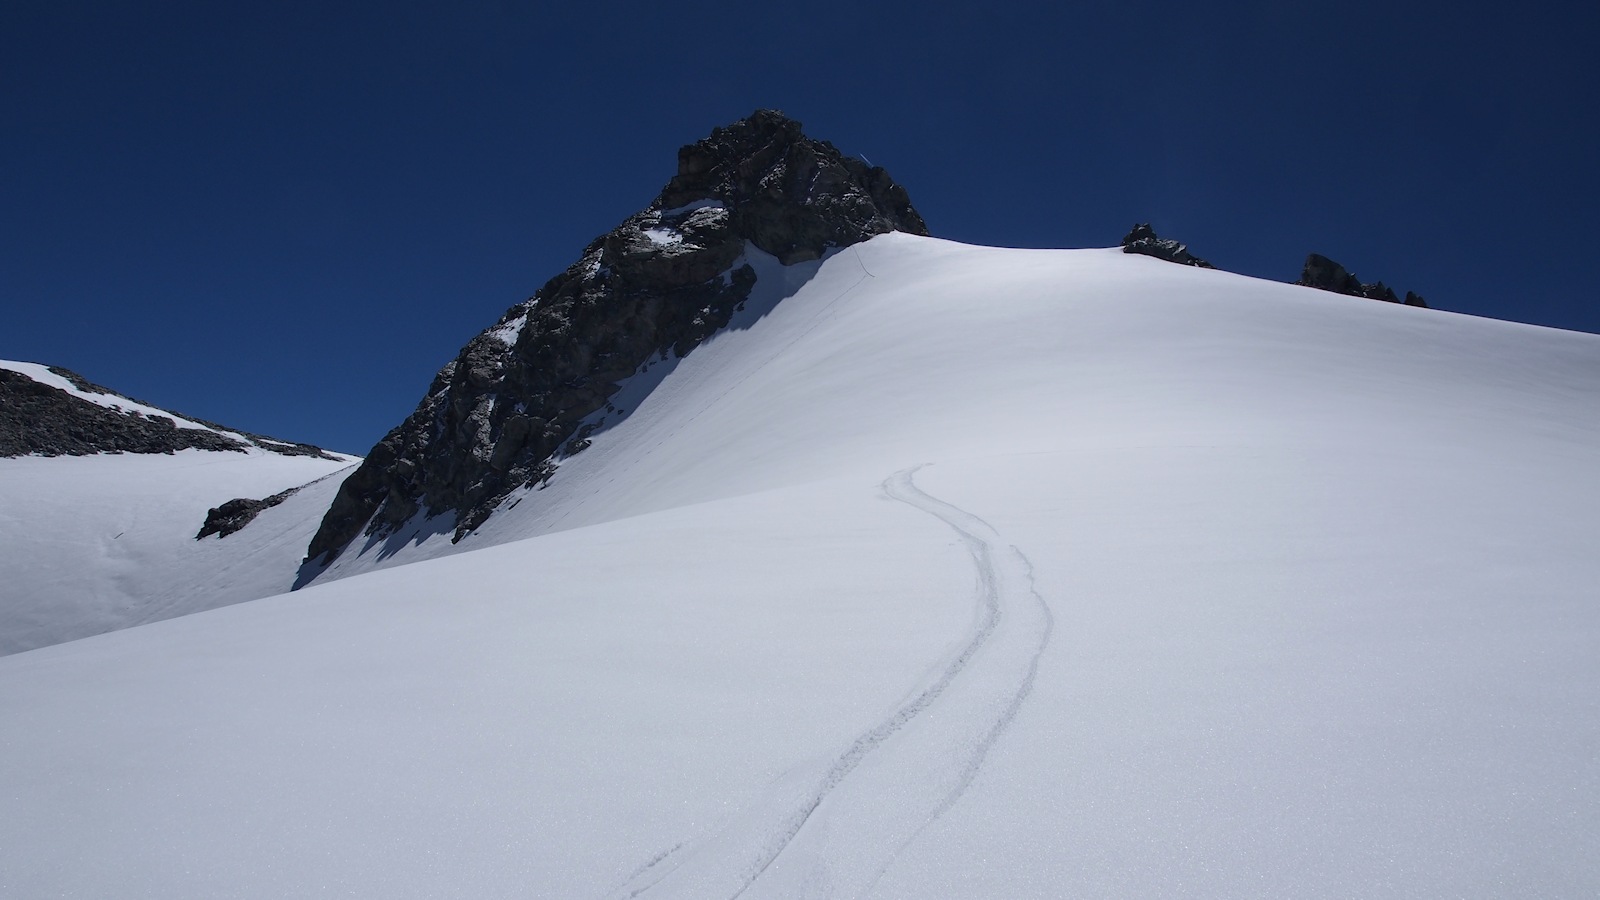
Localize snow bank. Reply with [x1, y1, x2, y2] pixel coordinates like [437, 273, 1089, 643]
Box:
[0, 448, 357, 654]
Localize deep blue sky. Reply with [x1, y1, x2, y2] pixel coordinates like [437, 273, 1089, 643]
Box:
[4, 1, 1597, 453]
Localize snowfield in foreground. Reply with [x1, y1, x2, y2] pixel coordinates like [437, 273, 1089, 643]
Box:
[2, 234, 1597, 897]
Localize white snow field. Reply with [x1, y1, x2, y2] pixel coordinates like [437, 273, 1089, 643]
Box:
[3, 234, 1598, 897]
[0, 368, 360, 654]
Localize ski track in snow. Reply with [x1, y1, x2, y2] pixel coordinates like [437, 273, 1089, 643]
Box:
[607, 465, 1054, 900]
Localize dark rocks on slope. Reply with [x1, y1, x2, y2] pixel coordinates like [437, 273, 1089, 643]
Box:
[0, 366, 341, 459]
[1296, 254, 1429, 309]
[304, 110, 929, 567]
[196, 487, 299, 539]
[1, 368, 247, 457]
[1121, 224, 1214, 268]
[47, 366, 121, 396]
[1121, 231, 1432, 310]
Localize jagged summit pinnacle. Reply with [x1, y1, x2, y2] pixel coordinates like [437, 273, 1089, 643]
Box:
[658, 109, 927, 263]
[304, 111, 928, 569]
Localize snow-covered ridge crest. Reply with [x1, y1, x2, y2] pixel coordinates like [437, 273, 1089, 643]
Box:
[7, 360, 227, 430]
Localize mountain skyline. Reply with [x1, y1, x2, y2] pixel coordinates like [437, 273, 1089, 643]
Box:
[5, 2, 1597, 454]
[7, 9, 1599, 894]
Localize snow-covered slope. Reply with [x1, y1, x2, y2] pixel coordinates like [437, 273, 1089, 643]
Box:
[3, 235, 1597, 897]
[0, 360, 359, 654]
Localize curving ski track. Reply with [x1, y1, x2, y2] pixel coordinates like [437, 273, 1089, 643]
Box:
[607, 465, 1054, 899]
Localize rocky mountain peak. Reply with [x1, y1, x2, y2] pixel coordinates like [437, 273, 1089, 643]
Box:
[303, 111, 928, 569]
[659, 109, 926, 264]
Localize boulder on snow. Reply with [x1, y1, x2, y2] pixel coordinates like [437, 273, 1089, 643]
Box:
[195, 487, 299, 539]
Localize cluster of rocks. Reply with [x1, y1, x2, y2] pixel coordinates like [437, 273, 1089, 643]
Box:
[1, 365, 336, 459]
[1296, 253, 1427, 307]
[195, 487, 301, 539]
[1120, 225, 1429, 309]
[1120, 223, 1214, 268]
[304, 110, 929, 566]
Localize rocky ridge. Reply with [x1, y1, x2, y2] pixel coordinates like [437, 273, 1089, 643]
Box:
[1119, 226, 1431, 310]
[304, 110, 928, 567]
[0, 363, 338, 459]
[1120, 223, 1214, 268]
[1297, 253, 1428, 308]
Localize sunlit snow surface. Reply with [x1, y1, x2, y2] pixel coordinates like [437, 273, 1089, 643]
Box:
[0, 448, 358, 654]
[3, 234, 1598, 897]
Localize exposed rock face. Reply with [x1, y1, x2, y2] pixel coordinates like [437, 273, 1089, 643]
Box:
[196, 487, 299, 539]
[0, 365, 337, 459]
[1120, 224, 1214, 268]
[1296, 254, 1428, 308]
[304, 110, 928, 567]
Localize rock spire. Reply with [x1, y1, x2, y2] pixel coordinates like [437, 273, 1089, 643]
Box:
[305, 110, 928, 567]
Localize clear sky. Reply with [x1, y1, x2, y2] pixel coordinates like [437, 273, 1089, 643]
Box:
[4, 1, 1596, 453]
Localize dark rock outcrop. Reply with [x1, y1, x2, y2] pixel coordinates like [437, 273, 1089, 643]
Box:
[304, 110, 928, 567]
[0, 365, 340, 459]
[1, 367, 243, 456]
[196, 487, 299, 539]
[1296, 254, 1428, 308]
[1120, 224, 1214, 268]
